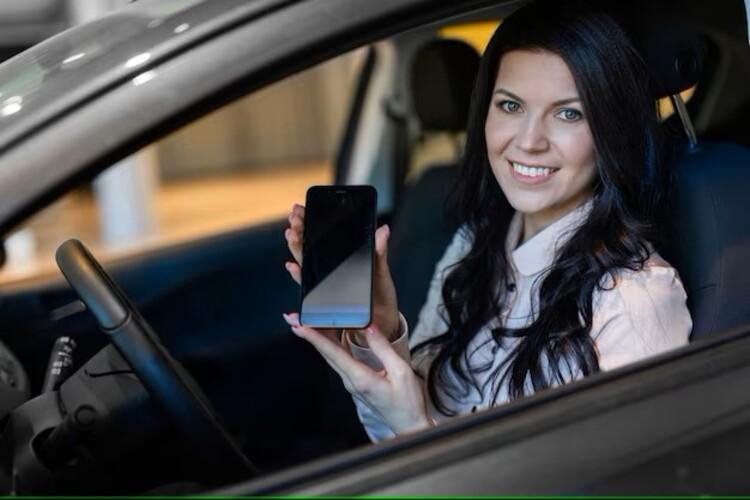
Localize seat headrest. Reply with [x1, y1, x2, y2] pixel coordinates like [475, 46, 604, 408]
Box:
[410, 38, 480, 132]
[636, 25, 707, 98]
[603, 2, 708, 98]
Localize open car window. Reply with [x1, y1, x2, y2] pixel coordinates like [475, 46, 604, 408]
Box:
[0, 47, 367, 285]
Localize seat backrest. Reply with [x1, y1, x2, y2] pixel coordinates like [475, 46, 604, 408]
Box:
[389, 164, 458, 326]
[388, 38, 479, 326]
[662, 142, 750, 340]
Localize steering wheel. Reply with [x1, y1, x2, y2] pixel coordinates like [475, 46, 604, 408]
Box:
[55, 239, 258, 484]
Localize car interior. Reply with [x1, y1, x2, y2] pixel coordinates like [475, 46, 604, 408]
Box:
[0, 0, 749, 494]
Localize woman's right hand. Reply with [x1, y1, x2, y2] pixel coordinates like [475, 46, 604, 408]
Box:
[284, 204, 432, 436]
[284, 203, 401, 343]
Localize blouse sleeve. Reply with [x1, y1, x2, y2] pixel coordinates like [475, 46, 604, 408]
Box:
[592, 260, 692, 371]
[344, 227, 473, 442]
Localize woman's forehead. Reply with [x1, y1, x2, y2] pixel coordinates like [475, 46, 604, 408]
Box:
[494, 49, 580, 101]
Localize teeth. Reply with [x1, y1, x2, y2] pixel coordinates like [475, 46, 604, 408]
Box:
[512, 161, 556, 178]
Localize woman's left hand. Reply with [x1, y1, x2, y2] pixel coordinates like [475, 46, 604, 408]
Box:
[282, 312, 432, 435]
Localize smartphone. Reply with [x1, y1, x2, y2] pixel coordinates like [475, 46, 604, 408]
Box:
[300, 185, 377, 329]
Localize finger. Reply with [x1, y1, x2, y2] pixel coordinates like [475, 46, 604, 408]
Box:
[292, 203, 305, 221]
[285, 261, 301, 285]
[285, 228, 303, 264]
[283, 312, 338, 343]
[373, 225, 393, 282]
[365, 323, 409, 375]
[283, 314, 389, 397]
[289, 212, 304, 231]
[282, 313, 368, 394]
[289, 322, 375, 382]
[285, 227, 302, 244]
[284, 318, 370, 390]
[374, 224, 390, 261]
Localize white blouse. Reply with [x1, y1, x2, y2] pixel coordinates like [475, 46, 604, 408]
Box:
[347, 201, 692, 442]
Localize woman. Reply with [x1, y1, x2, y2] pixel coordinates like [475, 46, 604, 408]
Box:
[283, 0, 692, 442]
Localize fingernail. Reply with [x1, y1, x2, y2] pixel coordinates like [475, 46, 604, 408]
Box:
[283, 313, 300, 326]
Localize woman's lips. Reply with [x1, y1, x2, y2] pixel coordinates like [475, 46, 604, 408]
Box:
[508, 160, 559, 185]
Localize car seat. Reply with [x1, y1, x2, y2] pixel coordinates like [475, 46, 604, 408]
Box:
[388, 38, 480, 327]
[663, 140, 750, 340]
[389, 18, 750, 342]
[630, 19, 750, 340]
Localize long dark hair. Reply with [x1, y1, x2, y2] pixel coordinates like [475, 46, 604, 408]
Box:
[413, 0, 668, 414]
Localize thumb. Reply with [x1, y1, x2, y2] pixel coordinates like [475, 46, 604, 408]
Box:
[365, 323, 405, 373]
[375, 224, 391, 263]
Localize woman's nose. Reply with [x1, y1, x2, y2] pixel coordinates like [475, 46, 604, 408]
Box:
[516, 115, 549, 153]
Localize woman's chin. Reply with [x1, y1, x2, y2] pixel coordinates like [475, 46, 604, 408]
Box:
[505, 197, 555, 217]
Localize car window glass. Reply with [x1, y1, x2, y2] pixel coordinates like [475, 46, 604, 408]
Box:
[0, 47, 366, 285]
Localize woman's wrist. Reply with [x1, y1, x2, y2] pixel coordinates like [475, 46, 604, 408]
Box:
[392, 413, 435, 435]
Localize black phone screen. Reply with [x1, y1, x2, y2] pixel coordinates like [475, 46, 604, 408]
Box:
[300, 185, 376, 328]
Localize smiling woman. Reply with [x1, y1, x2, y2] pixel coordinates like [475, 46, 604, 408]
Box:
[410, 0, 693, 425]
[486, 49, 597, 236]
[283, 0, 693, 443]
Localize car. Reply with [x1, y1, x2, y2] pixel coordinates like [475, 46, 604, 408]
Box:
[0, 0, 749, 495]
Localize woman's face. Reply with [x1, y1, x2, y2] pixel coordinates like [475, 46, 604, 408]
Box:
[485, 49, 597, 229]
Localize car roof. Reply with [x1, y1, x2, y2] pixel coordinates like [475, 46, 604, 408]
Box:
[0, 0, 287, 155]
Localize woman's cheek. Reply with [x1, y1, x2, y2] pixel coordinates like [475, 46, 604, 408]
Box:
[553, 123, 595, 170]
[485, 115, 512, 154]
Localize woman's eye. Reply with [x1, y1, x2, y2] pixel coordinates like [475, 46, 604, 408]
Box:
[498, 100, 522, 114]
[556, 108, 583, 122]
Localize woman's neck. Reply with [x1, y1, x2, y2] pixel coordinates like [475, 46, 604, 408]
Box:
[521, 192, 593, 244]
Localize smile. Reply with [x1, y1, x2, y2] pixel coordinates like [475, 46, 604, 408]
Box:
[509, 160, 559, 183]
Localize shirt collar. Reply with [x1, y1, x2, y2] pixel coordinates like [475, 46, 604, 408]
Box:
[507, 198, 594, 276]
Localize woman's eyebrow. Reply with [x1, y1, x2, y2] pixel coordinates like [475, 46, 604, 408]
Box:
[493, 88, 581, 106]
[552, 97, 581, 106]
[494, 88, 524, 102]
